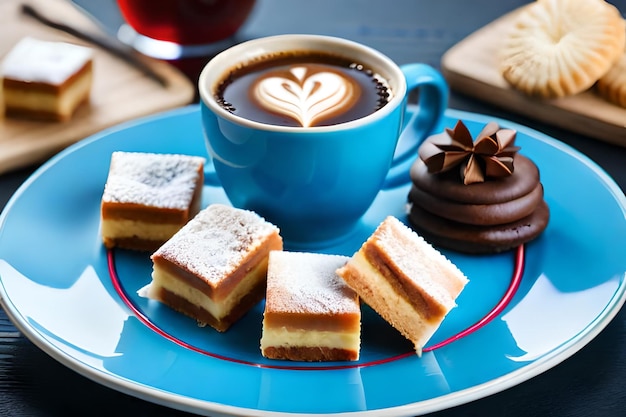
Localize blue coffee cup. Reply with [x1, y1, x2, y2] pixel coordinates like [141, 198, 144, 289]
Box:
[199, 34, 448, 247]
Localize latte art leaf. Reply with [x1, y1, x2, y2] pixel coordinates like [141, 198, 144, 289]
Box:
[252, 65, 360, 127]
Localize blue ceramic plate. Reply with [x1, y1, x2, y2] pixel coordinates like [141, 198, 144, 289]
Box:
[1, 105, 624, 416]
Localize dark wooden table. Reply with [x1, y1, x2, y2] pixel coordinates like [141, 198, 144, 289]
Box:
[1, 1, 625, 416]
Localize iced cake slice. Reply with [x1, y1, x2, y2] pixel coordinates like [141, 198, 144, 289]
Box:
[2, 37, 93, 121]
[336, 216, 469, 355]
[101, 151, 205, 251]
[148, 204, 283, 332]
[261, 251, 360, 361]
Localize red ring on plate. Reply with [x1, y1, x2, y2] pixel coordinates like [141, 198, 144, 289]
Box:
[108, 245, 525, 370]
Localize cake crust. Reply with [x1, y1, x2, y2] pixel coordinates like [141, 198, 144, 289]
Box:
[262, 346, 358, 362]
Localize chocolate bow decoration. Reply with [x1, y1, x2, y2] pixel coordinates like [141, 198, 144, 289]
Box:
[418, 120, 520, 185]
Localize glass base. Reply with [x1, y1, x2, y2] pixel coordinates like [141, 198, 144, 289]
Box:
[116, 24, 238, 60]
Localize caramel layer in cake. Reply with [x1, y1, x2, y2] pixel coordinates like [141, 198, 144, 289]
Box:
[2, 37, 93, 121]
[148, 204, 283, 332]
[336, 216, 468, 355]
[261, 251, 360, 361]
[101, 151, 204, 251]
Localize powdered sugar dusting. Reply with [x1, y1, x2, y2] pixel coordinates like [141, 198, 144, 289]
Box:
[266, 251, 358, 315]
[2, 37, 93, 85]
[102, 152, 204, 210]
[153, 204, 280, 286]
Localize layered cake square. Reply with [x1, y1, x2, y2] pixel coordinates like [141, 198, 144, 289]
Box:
[1, 37, 93, 121]
[336, 216, 469, 355]
[147, 204, 283, 332]
[101, 151, 204, 251]
[261, 251, 361, 361]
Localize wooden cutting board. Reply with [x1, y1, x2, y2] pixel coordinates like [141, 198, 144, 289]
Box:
[0, 0, 195, 175]
[441, 7, 626, 147]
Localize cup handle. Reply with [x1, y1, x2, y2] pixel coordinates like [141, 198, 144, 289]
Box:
[382, 63, 448, 189]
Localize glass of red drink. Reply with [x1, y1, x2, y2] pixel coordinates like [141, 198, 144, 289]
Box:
[116, 0, 257, 59]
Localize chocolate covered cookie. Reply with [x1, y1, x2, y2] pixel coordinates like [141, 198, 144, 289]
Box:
[407, 120, 549, 254]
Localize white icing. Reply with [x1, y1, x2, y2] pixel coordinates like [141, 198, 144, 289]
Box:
[102, 152, 204, 210]
[265, 251, 358, 315]
[2, 37, 93, 85]
[152, 204, 280, 287]
[252, 65, 357, 127]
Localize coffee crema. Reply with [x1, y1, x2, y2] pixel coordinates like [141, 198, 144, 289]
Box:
[215, 51, 391, 127]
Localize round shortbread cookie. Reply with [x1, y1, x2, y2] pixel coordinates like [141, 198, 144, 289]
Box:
[408, 183, 544, 226]
[597, 47, 626, 107]
[500, 0, 626, 98]
[408, 200, 550, 254]
[410, 154, 540, 205]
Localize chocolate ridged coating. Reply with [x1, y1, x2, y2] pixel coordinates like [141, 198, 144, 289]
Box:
[408, 152, 549, 253]
[408, 200, 550, 254]
[408, 183, 544, 226]
[410, 154, 539, 204]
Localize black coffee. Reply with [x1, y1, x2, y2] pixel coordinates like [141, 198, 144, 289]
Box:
[214, 51, 391, 127]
